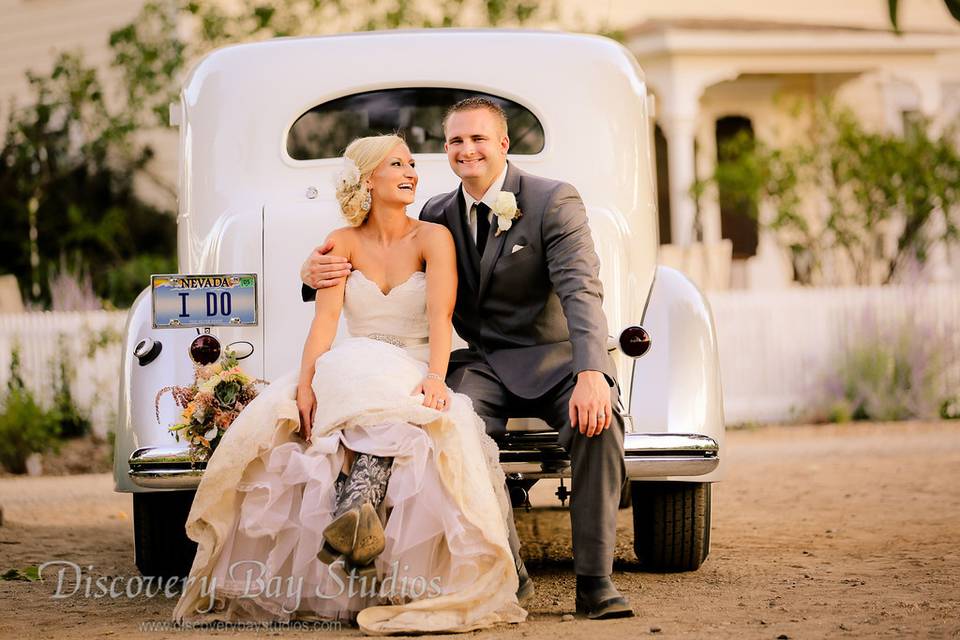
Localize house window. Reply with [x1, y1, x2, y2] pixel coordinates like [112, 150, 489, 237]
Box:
[900, 109, 921, 136]
[715, 115, 758, 259]
[286, 88, 545, 160]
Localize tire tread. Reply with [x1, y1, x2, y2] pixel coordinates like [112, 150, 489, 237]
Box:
[631, 481, 711, 571]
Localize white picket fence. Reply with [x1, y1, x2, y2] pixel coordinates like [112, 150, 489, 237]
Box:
[0, 311, 127, 438]
[0, 283, 958, 434]
[707, 283, 960, 424]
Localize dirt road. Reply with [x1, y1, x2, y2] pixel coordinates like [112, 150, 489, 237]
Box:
[1, 421, 958, 639]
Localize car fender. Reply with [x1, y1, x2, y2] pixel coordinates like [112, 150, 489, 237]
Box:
[113, 288, 202, 493]
[629, 265, 725, 481]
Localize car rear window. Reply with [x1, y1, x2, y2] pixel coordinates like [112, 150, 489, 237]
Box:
[286, 88, 545, 160]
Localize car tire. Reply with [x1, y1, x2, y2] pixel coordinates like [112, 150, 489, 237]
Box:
[631, 481, 711, 571]
[133, 491, 198, 580]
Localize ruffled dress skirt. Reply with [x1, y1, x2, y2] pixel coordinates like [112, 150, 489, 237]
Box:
[171, 338, 525, 634]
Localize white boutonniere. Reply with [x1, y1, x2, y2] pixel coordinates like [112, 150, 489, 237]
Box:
[492, 191, 522, 237]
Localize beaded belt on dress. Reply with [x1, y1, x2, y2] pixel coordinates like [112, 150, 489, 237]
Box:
[366, 333, 429, 348]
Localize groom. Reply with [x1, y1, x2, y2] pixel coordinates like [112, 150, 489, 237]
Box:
[301, 97, 632, 619]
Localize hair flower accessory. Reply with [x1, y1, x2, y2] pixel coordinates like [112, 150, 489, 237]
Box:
[492, 191, 522, 236]
[335, 157, 361, 190]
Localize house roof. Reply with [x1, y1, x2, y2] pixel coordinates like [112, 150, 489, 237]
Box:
[624, 17, 960, 37]
[625, 17, 960, 57]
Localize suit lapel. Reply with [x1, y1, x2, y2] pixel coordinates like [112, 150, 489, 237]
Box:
[442, 187, 480, 293]
[478, 163, 522, 300]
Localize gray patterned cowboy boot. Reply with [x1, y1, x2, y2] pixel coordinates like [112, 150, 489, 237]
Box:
[319, 453, 393, 569]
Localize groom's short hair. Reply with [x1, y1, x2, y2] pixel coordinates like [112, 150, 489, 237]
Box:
[442, 97, 508, 136]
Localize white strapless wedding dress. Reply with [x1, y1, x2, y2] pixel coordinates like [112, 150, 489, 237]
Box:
[172, 270, 526, 634]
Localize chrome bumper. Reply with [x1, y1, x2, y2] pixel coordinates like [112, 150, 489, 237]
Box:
[128, 431, 719, 490]
[128, 446, 205, 489]
[498, 431, 719, 479]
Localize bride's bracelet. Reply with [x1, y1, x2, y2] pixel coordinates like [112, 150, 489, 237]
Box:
[425, 372, 443, 382]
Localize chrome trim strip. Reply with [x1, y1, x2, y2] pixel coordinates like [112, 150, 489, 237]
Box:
[498, 432, 718, 455]
[502, 456, 718, 479]
[625, 455, 718, 477]
[129, 446, 202, 465]
[623, 432, 718, 454]
[129, 468, 204, 489]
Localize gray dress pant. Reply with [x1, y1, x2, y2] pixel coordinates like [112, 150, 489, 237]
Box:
[448, 359, 626, 577]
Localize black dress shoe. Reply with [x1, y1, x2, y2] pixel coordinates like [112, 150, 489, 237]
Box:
[575, 575, 634, 620]
[516, 560, 535, 606]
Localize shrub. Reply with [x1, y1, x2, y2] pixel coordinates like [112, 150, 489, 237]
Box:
[50, 335, 91, 439]
[941, 397, 960, 420]
[48, 257, 104, 311]
[105, 254, 176, 309]
[816, 320, 952, 422]
[0, 386, 63, 473]
[0, 346, 61, 473]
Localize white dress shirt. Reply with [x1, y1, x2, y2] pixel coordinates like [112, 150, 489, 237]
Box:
[462, 164, 508, 244]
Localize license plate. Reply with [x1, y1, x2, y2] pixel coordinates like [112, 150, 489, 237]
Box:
[151, 274, 258, 328]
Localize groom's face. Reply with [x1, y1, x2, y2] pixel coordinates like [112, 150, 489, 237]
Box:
[443, 109, 509, 186]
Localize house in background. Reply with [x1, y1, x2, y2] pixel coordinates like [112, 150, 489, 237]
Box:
[626, 18, 960, 290]
[0, 0, 142, 99]
[3, 1, 958, 425]
[3, 0, 960, 291]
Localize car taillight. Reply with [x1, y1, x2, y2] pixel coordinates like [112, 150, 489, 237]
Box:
[189, 334, 221, 365]
[618, 326, 651, 358]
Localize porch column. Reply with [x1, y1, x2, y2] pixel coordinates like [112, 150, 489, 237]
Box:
[912, 70, 942, 117]
[660, 109, 699, 247]
[646, 62, 736, 247]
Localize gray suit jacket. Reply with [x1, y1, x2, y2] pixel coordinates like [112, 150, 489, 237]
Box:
[419, 162, 616, 398]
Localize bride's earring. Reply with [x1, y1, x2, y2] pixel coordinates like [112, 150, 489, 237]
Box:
[360, 188, 372, 212]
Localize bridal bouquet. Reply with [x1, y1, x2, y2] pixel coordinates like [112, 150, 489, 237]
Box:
[156, 351, 266, 461]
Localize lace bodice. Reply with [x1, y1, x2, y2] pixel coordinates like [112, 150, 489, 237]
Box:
[344, 270, 428, 347]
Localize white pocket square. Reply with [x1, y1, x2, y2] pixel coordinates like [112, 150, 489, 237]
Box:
[511, 244, 527, 254]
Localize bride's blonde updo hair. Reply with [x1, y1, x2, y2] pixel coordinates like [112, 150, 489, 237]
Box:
[335, 134, 405, 226]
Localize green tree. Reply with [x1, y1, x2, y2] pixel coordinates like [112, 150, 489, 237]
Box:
[698, 100, 960, 286]
[110, 0, 556, 129]
[0, 53, 176, 308]
[1, 0, 558, 309]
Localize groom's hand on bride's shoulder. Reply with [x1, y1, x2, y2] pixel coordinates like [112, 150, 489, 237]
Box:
[300, 239, 352, 290]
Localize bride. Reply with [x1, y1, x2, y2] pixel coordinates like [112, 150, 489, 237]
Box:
[172, 134, 527, 633]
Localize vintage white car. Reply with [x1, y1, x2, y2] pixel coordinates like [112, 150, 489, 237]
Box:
[113, 29, 725, 579]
